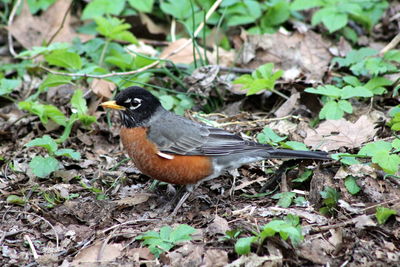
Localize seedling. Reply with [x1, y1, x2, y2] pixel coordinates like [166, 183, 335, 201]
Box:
[136, 224, 196, 258]
[25, 135, 81, 178]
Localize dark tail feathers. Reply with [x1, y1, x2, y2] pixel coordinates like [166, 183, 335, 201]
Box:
[267, 149, 330, 160]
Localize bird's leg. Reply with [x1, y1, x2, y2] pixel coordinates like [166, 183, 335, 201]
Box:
[170, 184, 196, 217]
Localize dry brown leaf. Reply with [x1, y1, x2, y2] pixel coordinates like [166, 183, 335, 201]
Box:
[274, 92, 300, 117]
[239, 31, 331, 83]
[304, 115, 378, 151]
[72, 242, 123, 265]
[139, 13, 169, 35]
[91, 79, 116, 99]
[203, 249, 229, 267]
[160, 38, 210, 64]
[206, 215, 230, 235]
[9, 0, 92, 49]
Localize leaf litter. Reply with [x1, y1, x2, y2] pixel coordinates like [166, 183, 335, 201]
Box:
[1, 1, 400, 266]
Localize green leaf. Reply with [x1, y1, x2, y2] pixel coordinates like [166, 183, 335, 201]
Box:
[337, 100, 353, 114]
[45, 50, 82, 70]
[305, 85, 342, 98]
[340, 86, 373, 99]
[44, 105, 67, 126]
[38, 74, 72, 92]
[82, 0, 125, 19]
[319, 101, 344, 120]
[322, 12, 348, 32]
[0, 78, 21, 96]
[257, 127, 286, 145]
[358, 141, 392, 157]
[128, 0, 154, 12]
[344, 176, 361, 195]
[159, 95, 175, 110]
[320, 186, 340, 207]
[272, 192, 296, 208]
[6, 195, 26, 205]
[29, 156, 59, 178]
[372, 150, 400, 175]
[54, 149, 81, 160]
[235, 236, 256, 255]
[25, 135, 58, 154]
[375, 206, 397, 224]
[343, 76, 361, 87]
[392, 139, 400, 151]
[27, 0, 56, 14]
[71, 89, 88, 114]
[170, 224, 196, 242]
[95, 16, 138, 44]
[281, 141, 309, 151]
[160, 0, 194, 20]
[262, 0, 290, 26]
[160, 226, 172, 240]
[292, 170, 313, 183]
[291, 0, 323, 10]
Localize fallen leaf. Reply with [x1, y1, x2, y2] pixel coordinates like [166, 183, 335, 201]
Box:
[238, 31, 331, 83]
[274, 93, 300, 117]
[113, 193, 151, 207]
[354, 215, 376, 228]
[91, 79, 116, 99]
[304, 115, 378, 151]
[226, 253, 282, 267]
[203, 249, 228, 267]
[160, 38, 210, 64]
[139, 13, 169, 35]
[9, 0, 92, 50]
[206, 215, 230, 235]
[72, 242, 123, 265]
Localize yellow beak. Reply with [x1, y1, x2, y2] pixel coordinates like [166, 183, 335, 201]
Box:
[100, 100, 126, 110]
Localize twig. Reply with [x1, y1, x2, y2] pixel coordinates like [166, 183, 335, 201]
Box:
[7, 0, 22, 57]
[218, 115, 299, 127]
[46, 0, 73, 45]
[380, 32, 400, 55]
[24, 234, 39, 259]
[41, 0, 224, 78]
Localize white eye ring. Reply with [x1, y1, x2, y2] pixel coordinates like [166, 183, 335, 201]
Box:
[130, 98, 142, 110]
[124, 98, 131, 103]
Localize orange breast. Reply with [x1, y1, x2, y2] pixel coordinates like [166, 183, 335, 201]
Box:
[120, 127, 213, 185]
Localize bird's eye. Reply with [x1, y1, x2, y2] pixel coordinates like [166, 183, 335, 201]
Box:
[130, 98, 142, 110]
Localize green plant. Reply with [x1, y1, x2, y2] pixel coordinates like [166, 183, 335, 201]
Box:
[291, 0, 388, 39]
[257, 126, 309, 151]
[79, 181, 107, 200]
[235, 215, 303, 255]
[19, 89, 96, 142]
[305, 84, 373, 120]
[333, 48, 400, 77]
[0, 78, 22, 99]
[344, 176, 361, 195]
[319, 186, 340, 215]
[375, 206, 397, 224]
[233, 63, 284, 96]
[358, 140, 400, 175]
[25, 135, 81, 178]
[136, 224, 196, 258]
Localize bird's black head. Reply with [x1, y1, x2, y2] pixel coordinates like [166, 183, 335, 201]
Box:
[101, 86, 162, 128]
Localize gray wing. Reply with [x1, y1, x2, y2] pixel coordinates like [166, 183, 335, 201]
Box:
[147, 112, 268, 156]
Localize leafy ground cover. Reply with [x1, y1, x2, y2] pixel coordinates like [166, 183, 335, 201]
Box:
[0, 0, 400, 265]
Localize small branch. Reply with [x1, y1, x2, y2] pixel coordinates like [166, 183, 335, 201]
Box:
[42, 0, 224, 78]
[24, 234, 39, 259]
[46, 0, 73, 45]
[7, 0, 22, 57]
[380, 32, 400, 55]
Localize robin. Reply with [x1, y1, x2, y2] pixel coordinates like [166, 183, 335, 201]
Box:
[101, 86, 329, 214]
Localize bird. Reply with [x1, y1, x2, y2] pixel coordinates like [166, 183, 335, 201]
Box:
[101, 86, 330, 214]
